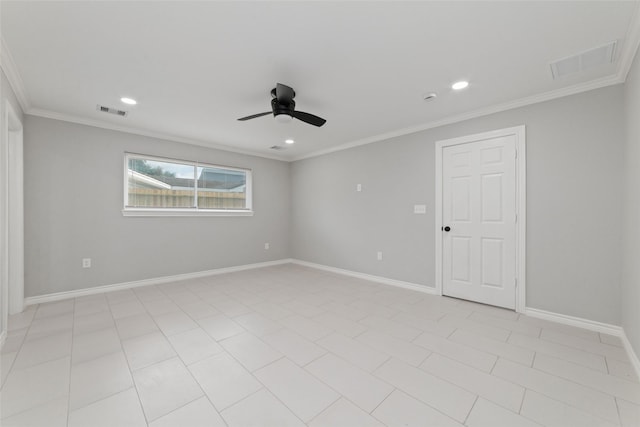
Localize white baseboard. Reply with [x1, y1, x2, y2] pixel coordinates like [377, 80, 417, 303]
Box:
[523, 307, 623, 336]
[524, 307, 640, 381]
[291, 260, 638, 380]
[290, 258, 439, 295]
[24, 259, 293, 306]
[19, 257, 640, 382]
[621, 333, 640, 383]
[0, 329, 6, 352]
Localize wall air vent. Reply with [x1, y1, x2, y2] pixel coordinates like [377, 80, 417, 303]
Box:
[550, 41, 617, 80]
[96, 104, 129, 117]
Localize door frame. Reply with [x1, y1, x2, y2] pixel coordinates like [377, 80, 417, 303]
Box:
[7, 100, 24, 315]
[435, 125, 526, 313]
[2, 100, 24, 344]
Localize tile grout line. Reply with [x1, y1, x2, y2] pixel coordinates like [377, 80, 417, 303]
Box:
[252, 355, 339, 425]
[0, 310, 33, 390]
[134, 285, 229, 425]
[518, 388, 528, 415]
[529, 353, 640, 403]
[613, 395, 624, 426]
[498, 353, 630, 426]
[1, 304, 70, 423]
[462, 395, 480, 425]
[365, 385, 396, 417]
[6, 266, 636, 427]
[108, 290, 152, 427]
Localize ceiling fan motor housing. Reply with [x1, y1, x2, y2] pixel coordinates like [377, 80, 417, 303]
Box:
[271, 97, 295, 121]
[237, 83, 325, 127]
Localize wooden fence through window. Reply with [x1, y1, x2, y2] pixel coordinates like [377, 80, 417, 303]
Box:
[127, 188, 246, 209]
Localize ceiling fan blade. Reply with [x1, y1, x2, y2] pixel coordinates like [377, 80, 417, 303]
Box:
[237, 111, 272, 121]
[276, 83, 295, 103]
[292, 111, 326, 127]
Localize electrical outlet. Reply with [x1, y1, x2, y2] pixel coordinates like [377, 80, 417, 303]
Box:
[82, 258, 91, 268]
[414, 204, 427, 214]
[377, 251, 383, 261]
[264, 243, 270, 250]
[356, 183, 362, 192]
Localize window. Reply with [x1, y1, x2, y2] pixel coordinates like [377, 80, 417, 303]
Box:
[123, 153, 252, 216]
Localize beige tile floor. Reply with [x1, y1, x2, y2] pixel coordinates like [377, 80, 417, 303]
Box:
[1, 264, 639, 427]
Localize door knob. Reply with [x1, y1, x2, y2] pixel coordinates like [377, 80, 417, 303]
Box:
[442, 226, 451, 232]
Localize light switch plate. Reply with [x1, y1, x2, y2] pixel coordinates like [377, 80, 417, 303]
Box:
[414, 204, 427, 214]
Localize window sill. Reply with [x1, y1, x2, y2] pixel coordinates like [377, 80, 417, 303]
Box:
[122, 209, 254, 217]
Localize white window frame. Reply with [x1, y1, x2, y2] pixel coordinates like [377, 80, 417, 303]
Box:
[123, 153, 253, 217]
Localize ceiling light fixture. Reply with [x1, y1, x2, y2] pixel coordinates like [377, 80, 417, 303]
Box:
[274, 113, 293, 123]
[285, 139, 295, 144]
[451, 81, 469, 90]
[120, 97, 137, 105]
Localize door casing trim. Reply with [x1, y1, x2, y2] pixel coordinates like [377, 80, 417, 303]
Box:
[435, 125, 526, 312]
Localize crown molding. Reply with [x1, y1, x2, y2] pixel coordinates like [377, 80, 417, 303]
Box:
[292, 7, 640, 162]
[27, 108, 288, 162]
[291, 73, 624, 162]
[618, 0, 640, 82]
[0, 37, 31, 112]
[5, 8, 639, 164]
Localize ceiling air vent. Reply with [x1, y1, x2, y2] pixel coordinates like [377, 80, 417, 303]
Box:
[550, 41, 617, 80]
[270, 145, 286, 150]
[96, 104, 129, 117]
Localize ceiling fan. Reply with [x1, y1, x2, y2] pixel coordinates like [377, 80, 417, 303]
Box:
[238, 83, 326, 127]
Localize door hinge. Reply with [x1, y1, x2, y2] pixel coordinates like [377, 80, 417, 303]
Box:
[515, 213, 518, 223]
[515, 150, 518, 159]
[515, 278, 518, 288]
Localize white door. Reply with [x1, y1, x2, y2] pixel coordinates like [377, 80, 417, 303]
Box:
[441, 134, 517, 309]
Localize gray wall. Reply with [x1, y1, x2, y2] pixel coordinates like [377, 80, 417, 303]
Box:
[622, 47, 640, 357]
[24, 116, 290, 298]
[19, 76, 634, 334]
[292, 85, 625, 325]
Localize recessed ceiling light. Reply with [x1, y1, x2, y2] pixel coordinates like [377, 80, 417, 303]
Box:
[120, 97, 137, 105]
[451, 81, 469, 90]
[285, 139, 295, 144]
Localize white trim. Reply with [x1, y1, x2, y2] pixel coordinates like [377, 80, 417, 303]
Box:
[122, 208, 254, 217]
[0, 38, 30, 112]
[290, 259, 439, 296]
[27, 107, 286, 162]
[524, 307, 640, 381]
[619, 1, 640, 82]
[24, 75, 624, 164]
[434, 126, 526, 313]
[524, 307, 623, 337]
[620, 332, 640, 383]
[123, 152, 253, 214]
[17, 255, 640, 381]
[291, 76, 620, 162]
[515, 129, 527, 312]
[293, 9, 640, 162]
[0, 330, 6, 351]
[3, 8, 640, 165]
[24, 259, 293, 306]
[289, 259, 636, 380]
[6, 101, 24, 315]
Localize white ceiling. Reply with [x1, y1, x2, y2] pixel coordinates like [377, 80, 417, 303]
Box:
[2, 1, 639, 161]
